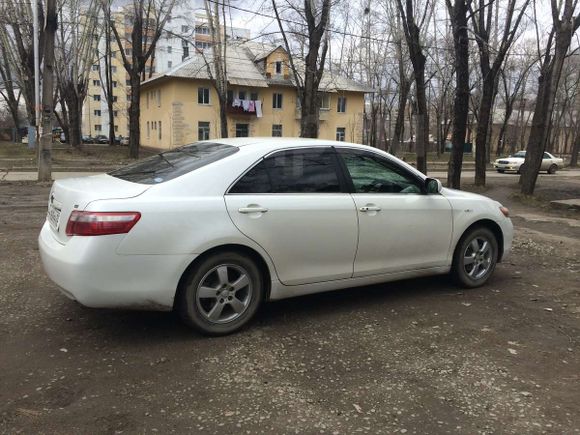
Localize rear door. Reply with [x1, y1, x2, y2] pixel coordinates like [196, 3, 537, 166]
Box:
[337, 148, 453, 277]
[225, 147, 358, 286]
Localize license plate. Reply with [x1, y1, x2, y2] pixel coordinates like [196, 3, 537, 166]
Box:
[47, 203, 61, 230]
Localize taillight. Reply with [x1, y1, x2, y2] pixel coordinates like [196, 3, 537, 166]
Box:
[66, 211, 141, 236]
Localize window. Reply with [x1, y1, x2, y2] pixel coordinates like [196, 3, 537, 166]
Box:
[111, 66, 117, 73]
[109, 142, 238, 185]
[236, 123, 249, 137]
[167, 61, 172, 68]
[337, 96, 347, 113]
[112, 96, 118, 102]
[94, 124, 102, 131]
[336, 127, 345, 141]
[198, 121, 210, 140]
[198, 88, 210, 104]
[542, 152, 550, 159]
[238, 91, 247, 100]
[125, 48, 132, 56]
[94, 110, 101, 116]
[147, 121, 150, 138]
[182, 47, 190, 59]
[112, 81, 117, 88]
[114, 125, 119, 132]
[320, 93, 330, 110]
[272, 124, 282, 137]
[273, 93, 283, 109]
[195, 25, 210, 35]
[92, 79, 100, 86]
[166, 46, 172, 54]
[93, 94, 101, 101]
[338, 149, 422, 194]
[250, 92, 259, 101]
[158, 121, 162, 140]
[275, 61, 282, 74]
[230, 148, 341, 194]
[156, 89, 161, 107]
[113, 111, 118, 117]
[181, 25, 189, 33]
[195, 41, 211, 49]
[92, 64, 99, 71]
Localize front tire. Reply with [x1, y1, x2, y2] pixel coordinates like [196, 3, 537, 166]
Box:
[547, 164, 557, 174]
[178, 251, 264, 335]
[497, 169, 505, 173]
[452, 227, 498, 288]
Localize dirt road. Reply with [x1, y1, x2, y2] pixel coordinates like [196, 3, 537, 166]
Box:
[1, 174, 579, 434]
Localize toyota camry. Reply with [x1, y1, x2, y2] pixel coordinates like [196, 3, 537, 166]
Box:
[39, 138, 513, 335]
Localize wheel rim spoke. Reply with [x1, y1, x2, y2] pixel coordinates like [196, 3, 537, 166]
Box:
[216, 266, 229, 287]
[464, 254, 476, 265]
[229, 297, 246, 314]
[479, 241, 489, 255]
[198, 285, 217, 299]
[231, 274, 249, 292]
[470, 239, 479, 253]
[468, 263, 479, 277]
[207, 302, 225, 321]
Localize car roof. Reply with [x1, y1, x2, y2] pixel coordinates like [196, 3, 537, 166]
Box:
[206, 137, 372, 152]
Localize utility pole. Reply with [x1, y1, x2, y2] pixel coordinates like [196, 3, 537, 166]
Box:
[38, 0, 57, 181]
[31, 0, 41, 149]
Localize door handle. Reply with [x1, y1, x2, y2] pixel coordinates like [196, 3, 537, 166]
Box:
[359, 205, 381, 212]
[238, 206, 269, 214]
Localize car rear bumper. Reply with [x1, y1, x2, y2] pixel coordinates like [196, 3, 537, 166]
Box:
[38, 222, 195, 310]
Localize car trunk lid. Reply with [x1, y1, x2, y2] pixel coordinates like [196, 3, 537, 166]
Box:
[46, 174, 149, 244]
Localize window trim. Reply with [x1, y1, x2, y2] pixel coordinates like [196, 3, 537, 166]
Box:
[225, 146, 350, 195]
[335, 147, 428, 195]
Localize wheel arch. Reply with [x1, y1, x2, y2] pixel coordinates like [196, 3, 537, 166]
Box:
[174, 244, 273, 310]
[455, 219, 505, 263]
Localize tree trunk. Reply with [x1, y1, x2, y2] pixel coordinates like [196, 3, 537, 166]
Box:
[128, 73, 141, 159]
[38, 0, 57, 181]
[570, 131, 579, 167]
[414, 70, 428, 174]
[474, 74, 494, 185]
[391, 81, 410, 155]
[447, 0, 470, 189]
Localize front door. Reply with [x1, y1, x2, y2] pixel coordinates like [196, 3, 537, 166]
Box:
[337, 148, 453, 277]
[226, 147, 358, 286]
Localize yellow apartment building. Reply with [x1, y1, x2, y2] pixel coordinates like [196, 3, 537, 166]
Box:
[139, 42, 370, 149]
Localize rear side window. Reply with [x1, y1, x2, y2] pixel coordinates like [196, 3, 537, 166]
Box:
[230, 148, 341, 194]
[109, 142, 238, 184]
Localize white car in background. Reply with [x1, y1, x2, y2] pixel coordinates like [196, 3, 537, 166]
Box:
[39, 138, 513, 335]
[493, 150, 564, 174]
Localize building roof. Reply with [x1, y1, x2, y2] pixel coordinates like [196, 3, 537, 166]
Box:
[143, 41, 371, 93]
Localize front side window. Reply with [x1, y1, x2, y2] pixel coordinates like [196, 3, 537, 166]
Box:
[110, 142, 238, 185]
[198, 88, 210, 104]
[338, 149, 422, 194]
[198, 121, 210, 140]
[230, 148, 341, 194]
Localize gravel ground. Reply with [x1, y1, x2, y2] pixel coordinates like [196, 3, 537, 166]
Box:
[0, 174, 579, 434]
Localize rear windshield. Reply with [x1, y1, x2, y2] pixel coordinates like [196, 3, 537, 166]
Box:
[109, 142, 238, 184]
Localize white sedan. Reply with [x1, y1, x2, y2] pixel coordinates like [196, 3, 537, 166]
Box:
[39, 138, 513, 335]
[493, 150, 564, 174]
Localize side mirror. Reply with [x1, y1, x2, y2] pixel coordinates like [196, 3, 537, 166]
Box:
[425, 177, 442, 194]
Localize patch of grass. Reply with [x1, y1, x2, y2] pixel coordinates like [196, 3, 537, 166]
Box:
[510, 192, 550, 209]
[0, 142, 35, 158]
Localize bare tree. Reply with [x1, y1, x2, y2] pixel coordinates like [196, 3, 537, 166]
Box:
[446, 0, 471, 188]
[469, 0, 530, 186]
[520, 0, 580, 195]
[272, 0, 332, 138]
[104, 0, 177, 158]
[395, 0, 434, 174]
[55, 0, 100, 148]
[0, 37, 22, 129]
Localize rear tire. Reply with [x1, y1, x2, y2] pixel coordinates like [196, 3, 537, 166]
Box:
[178, 251, 264, 335]
[547, 164, 557, 174]
[452, 227, 498, 288]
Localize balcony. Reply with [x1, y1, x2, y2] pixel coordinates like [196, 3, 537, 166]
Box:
[226, 105, 257, 117]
